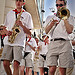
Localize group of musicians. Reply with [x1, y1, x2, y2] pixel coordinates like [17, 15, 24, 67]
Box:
[0, 0, 75, 75]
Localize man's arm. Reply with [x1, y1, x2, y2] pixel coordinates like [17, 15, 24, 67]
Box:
[15, 20, 31, 36]
[64, 20, 73, 34]
[26, 42, 35, 51]
[72, 40, 75, 46]
[45, 20, 59, 34]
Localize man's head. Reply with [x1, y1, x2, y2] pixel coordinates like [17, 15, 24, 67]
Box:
[56, 0, 67, 10]
[16, 0, 25, 9]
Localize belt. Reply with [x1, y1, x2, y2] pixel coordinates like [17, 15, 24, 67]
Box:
[50, 38, 66, 41]
[23, 52, 30, 59]
[40, 54, 46, 60]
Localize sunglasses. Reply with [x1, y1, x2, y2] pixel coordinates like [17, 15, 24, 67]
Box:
[56, 0, 65, 1]
[56, 4, 64, 7]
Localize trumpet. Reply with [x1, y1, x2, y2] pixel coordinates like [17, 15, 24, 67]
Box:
[8, 10, 23, 43]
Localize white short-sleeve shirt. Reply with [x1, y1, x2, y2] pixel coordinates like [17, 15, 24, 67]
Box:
[25, 38, 37, 52]
[4, 10, 33, 47]
[45, 15, 74, 39]
[39, 41, 48, 55]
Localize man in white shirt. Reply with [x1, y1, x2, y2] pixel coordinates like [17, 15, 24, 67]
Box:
[45, 0, 74, 75]
[1, 0, 33, 75]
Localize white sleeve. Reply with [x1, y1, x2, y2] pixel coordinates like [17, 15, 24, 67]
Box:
[26, 13, 33, 29]
[44, 15, 54, 27]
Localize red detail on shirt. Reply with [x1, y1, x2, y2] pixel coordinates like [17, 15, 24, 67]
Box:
[43, 40, 46, 45]
[27, 37, 31, 42]
[54, 13, 57, 16]
[0, 35, 7, 38]
[13, 9, 25, 14]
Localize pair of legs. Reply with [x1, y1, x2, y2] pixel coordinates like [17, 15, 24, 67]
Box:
[40, 67, 44, 75]
[3, 60, 19, 75]
[19, 66, 32, 75]
[49, 66, 66, 75]
[19, 52, 33, 75]
[1, 46, 23, 75]
[34, 71, 38, 75]
[19, 66, 25, 75]
[26, 67, 32, 75]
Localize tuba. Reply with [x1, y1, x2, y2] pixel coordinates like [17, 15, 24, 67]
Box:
[8, 10, 23, 43]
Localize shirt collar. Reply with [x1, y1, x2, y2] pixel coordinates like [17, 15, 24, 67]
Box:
[13, 9, 25, 14]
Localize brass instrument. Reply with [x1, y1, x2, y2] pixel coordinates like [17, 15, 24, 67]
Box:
[0, 48, 3, 57]
[8, 10, 23, 43]
[34, 45, 42, 61]
[57, 7, 70, 20]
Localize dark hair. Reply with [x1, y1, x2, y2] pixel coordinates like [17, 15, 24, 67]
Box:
[56, 0, 67, 5]
[16, 0, 25, 2]
[23, 0, 24, 2]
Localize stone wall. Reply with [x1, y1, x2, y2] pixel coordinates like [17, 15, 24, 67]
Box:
[0, 0, 16, 24]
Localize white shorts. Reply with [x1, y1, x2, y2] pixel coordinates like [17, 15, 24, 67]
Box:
[47, 40, 74, 68]
[20, 53, 33, 67]
[1, 45, 23, 63]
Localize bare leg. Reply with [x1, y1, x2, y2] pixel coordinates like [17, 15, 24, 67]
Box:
[13, 60, 19, 75]
[19, 66, 25, 75]
[40, 67, 44, 75]
[26, 67, 30, 75]
[34, 71, 37, 75]
[3, 60, 12, 75]
[55, 67, 60, 75]
[49, 66, 56, 75]
[29, 68, 32, 75]
[59, 67, 66, 75]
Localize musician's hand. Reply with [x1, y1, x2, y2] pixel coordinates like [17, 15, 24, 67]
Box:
[8, 31, 12, 36]
[0, 26, 8, 35]
[51, 20, 59, 27]
[16, 20, 23, 27]
[35, 50, 39, 55]
[26, 42, 29, 45]
[37, 46, 40, 50]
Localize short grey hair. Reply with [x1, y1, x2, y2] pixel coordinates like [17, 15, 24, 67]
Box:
[56, 0, 67, 5]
